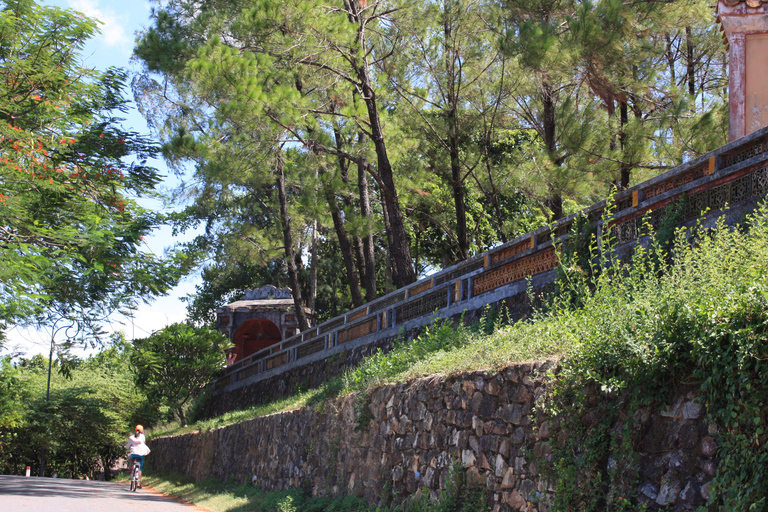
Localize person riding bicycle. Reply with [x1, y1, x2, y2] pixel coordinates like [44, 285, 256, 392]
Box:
[125, 424, 150, 487]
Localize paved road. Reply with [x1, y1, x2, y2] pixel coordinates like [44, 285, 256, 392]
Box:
[0, 474, 207, 512]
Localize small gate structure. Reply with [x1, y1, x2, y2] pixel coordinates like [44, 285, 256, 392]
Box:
[217, 285, 315, 365]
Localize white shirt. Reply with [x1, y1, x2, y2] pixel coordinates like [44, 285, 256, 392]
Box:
[125, 433, 151, 456]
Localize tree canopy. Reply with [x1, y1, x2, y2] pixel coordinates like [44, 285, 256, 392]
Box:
[0, 340, 160, 478]
[131, 0, 726, 323]
[0, 0, 183, 342]
[131, 323, 231, 426]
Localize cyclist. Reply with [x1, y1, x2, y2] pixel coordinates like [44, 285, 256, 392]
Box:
[125, 424, 151, 487]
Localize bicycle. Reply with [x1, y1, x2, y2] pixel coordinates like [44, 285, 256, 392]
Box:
[129, 457, 141, 492]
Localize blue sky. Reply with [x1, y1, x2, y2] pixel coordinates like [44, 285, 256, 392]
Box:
[2, 0, 199, 357]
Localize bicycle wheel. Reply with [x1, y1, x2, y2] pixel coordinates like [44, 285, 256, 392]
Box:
[130, 462, 137, 492]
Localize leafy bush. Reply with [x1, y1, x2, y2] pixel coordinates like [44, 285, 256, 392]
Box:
[0, 341, 159, 478]
[131, 323, 232, 426]
[538, 203, 768, 511]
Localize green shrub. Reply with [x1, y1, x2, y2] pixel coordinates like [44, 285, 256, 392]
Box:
[539, 203, 768, 511]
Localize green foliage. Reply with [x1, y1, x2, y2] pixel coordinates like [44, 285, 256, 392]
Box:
[345, 321, 476, 393]
[0, 0, 182, 339]
[132, 0, 728, 318]
[140, 472, 371, 512]
[536, 204, 768, 511]
[131, 323, 232, 426]
[0, 341, 158, 478]
[417, 463, 491, 512]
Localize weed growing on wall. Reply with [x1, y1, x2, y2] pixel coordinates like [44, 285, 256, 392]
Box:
[537, 202, 768, 511]
[400, 463, 491, 512]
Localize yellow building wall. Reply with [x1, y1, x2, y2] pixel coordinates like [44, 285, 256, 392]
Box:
[746, 33, 768, 135]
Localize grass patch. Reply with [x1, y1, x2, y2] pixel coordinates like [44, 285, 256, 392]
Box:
[141, 470, 487, 512]
[152, 388, 328, 437]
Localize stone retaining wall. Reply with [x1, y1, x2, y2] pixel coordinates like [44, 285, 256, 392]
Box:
[149, 361, 716, 511]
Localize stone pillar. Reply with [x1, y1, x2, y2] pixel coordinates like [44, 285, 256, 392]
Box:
[718, 0, 768, 141]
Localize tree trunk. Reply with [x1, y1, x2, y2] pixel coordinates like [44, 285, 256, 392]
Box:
[275, 149, 310, 331]
[176, 408, 186, 427]
[357, 153, 377, 301]
[350, 6, 415, 288]
[665, 34, 676, 85]
[685, 26, 696, 101]
[619, 99, 630, 189]
[360, 84, 415, 287]
[322, 174, 364, 307]
[542, 79, 563, 221]
[309, 217, 318, 312]
[331, 127, 365, 306]
[445, 8, 469, 262]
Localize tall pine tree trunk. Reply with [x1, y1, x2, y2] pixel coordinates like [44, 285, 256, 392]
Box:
[685, 27, 696, 102]
[619, 99, 630, 189]
[542, 79, 563, 221]
[348, 0, 415, 288]
[275, 149, 310, 331]
[322, 174, 364, 308]
[357, 151, 377, 301]
[331, 126, 366, 306]
[359, 70, 416, 288]
[310, 217, 318, 312]
[445, 7, 469, 262]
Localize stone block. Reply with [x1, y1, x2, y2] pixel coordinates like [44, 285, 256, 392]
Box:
[473, 415, 484, 436]
[462, 449, 476, 468]
[501, 403, 524, 425]
[477, 451, 492, 471]
[501, 467, 516, 489]
[519, 478, 536, 499]
[656, 478, 681, 506]
[488, 379, 503, 397]
[492, 421, 510, 436]
[538, 421, 550, 440]
[503, 490, 525, 509]
[498, 438, 511, 459]
[510, 385, 533, 404]
[495, 454, 509, 478]
[682, 401, 702, 420]
[701, 436, 717, 457]
[510, 427, 526, 445]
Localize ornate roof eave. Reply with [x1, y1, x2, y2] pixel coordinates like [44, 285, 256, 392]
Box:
[716, 0, 768, 49]
[217, 300, 314, 315]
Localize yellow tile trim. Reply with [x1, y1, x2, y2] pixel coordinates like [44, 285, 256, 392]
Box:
[632, 190, 639, 207]
[708, 156, 716, 175]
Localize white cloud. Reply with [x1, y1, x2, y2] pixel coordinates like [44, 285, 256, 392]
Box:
[67, 0, 133, 54]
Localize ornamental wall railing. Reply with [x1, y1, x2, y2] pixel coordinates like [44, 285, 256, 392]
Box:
[212, 126, 768, 395]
